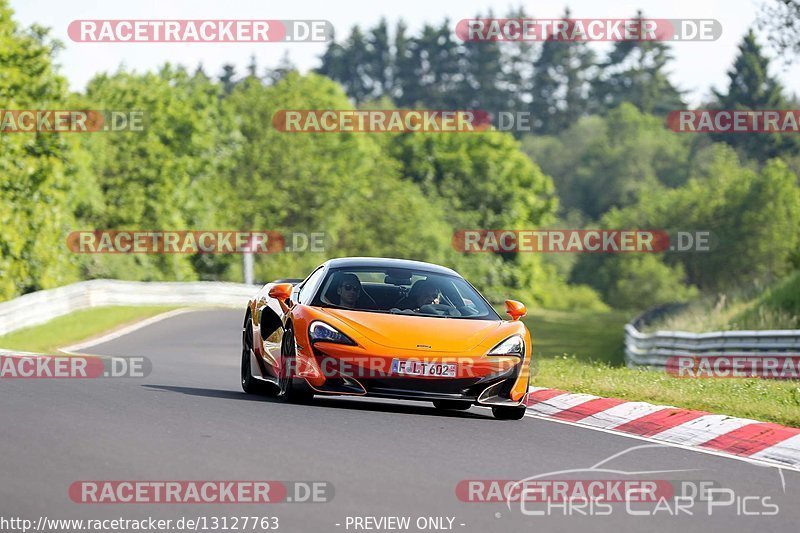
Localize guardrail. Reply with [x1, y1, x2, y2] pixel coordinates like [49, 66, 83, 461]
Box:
[625, 308, 800, 368]
[0, 279, 257, 337]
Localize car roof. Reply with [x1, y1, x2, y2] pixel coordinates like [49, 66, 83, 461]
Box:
[324, 257, 460, 277]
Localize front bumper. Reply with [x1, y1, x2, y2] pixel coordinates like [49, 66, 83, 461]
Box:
[294, 341, 528, 405]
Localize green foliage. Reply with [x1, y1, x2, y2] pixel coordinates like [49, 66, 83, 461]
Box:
[529, 8, 597, 134]
[609, 145, 800, 291]
[318, 9, 683, 135]
[523, 104, 691, 219]
[606, 255, 697, 310]
[572, 144, 800, 308]
[732, 270, 800, 329]
[757, 0, 800, 61]
[710, 30, 799, 162]
[590, 11, 685, 116]
[0, 4, 573, 310]
[70, 66, 241, 281]
[643, 273, 800, 333]
[390, 128, 557, 229]
[763, 270, 800, 319]
[223, 72, 588, 311]
[5, 1, 796, 320]
[0, 1, 78, 299]
[224, 73, 455, 281]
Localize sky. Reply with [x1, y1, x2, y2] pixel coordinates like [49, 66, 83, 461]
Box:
[9, 0, 799, 107]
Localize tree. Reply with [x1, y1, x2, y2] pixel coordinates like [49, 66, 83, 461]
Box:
[317, 28, 346, 90]
[337, 26, 371, 102]
[497, 7, 538, 118]
[72, 65, 240, 281]
[591, 11, 684, 116]
[710, 29, 798, 161]
[412, 20, 464, 108]
[225, 73, 462, 279]
[757, 0, 800, 61]
[571, 253, 697, 310]
[598, 144, 800, 293]
[390, 128, 557, 230]
[218, 64, 238, 94]
[460, 11, 506, 111]
[393, 20, 422, 105]
[264, 52, 296, 85]
[529, 8, 596, 133]
[365, 18, 393, 97]
[0, 0, 78, 299]
[522, 104, 691, 220]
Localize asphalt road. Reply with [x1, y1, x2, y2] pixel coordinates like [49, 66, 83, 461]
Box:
[1, 308, 798, 533]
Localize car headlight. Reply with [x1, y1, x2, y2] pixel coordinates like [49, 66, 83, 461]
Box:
[309, 321, 356, 345]
[488, 335, 524, 357]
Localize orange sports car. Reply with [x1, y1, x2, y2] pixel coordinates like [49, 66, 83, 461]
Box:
[240, 257, 531, 419]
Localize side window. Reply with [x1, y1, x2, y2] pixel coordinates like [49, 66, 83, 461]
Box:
[298, 267, 325, 304]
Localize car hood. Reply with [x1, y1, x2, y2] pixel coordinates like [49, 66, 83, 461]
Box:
[316, 308, 504, 352]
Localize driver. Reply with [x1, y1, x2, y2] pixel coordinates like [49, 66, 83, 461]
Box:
[336, 273, 363, 309]
[399, 280, 441, 310]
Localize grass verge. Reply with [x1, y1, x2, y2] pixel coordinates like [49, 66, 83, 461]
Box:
[524, 308, 800, 428]
[0, 306, 179, 353]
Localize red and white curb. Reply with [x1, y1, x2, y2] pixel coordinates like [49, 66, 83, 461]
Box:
[525, 387, 800, 470]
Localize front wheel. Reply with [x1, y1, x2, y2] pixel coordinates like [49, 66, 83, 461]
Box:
[492, 405, 527, 420]
[279, 324, 315, 404]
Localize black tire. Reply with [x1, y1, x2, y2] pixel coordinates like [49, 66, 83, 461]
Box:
[432, 400, 472, 411]
[279, 324, 315, 404]
[492, 405, 527, 420]
[241, 321, 274, 396]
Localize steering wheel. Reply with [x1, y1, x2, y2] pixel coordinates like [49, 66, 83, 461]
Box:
[418, 304, 461, 317]
[457, 305, 479, 316]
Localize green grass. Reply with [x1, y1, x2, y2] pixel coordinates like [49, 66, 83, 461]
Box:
[524, 308, 800, 427]
[0, 306, 179, 353]
[534, 357, 800, 428]
[643, 271, 800, 332]
[524, 308, 629, 365]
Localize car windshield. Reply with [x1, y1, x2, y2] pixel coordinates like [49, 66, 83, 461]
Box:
[311, 267, 500, 320]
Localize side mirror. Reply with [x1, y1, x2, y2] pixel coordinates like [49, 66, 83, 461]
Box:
[505, 299, 527, 321]
[268, 283, 294, 302]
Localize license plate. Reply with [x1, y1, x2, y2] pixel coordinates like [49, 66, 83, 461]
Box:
[391, 359, 456, 377]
